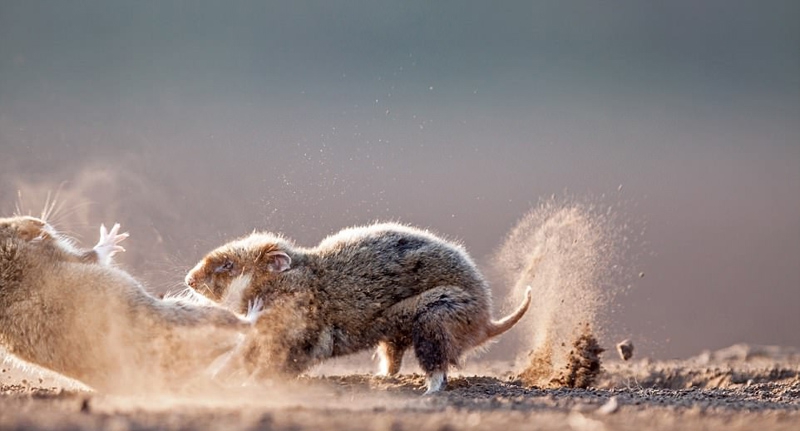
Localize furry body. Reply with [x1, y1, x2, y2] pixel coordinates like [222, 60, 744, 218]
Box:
[186, 222, 532, 393]
[0, 216, 252, 394]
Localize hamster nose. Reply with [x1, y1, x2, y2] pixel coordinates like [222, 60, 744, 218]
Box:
[185, 274, 197, 288]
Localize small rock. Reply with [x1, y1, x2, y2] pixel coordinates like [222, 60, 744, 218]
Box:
[616, 340, 634, 361]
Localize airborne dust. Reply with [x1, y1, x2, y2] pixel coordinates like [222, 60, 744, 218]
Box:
[494, 198, 633, 388]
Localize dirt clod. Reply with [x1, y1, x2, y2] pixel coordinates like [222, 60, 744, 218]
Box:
[550, 326, 604, 388]
[519, 325, 604, 389]
[616, 339, 634, 361]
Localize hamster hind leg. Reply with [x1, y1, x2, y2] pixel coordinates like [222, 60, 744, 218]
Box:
[408, 286, 485, 394]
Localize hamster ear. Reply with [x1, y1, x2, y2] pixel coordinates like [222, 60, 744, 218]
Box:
[265, 251, 291, 273]
[18, 217, 47, 241]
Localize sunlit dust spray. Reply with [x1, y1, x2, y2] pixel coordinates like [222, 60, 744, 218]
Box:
[494, 196, 634, 387]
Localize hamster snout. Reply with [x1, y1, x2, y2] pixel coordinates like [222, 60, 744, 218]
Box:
[185, 272, 198, 288]
[185, 260, 208, 288]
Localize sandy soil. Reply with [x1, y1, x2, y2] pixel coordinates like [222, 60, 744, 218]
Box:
[1, 344, 798, 431]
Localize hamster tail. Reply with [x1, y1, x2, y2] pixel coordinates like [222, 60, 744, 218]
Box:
[485, 286, 532, 339]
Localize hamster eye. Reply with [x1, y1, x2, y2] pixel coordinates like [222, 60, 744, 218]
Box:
[214, 260, 234, 274]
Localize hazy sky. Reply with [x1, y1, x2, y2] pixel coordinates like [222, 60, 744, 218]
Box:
[1, 1, 799, 359]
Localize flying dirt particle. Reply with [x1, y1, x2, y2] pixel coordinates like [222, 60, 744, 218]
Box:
[616, 339, 634, 361]
[638, 272, 644, 278]
[80, 398, 91, 413]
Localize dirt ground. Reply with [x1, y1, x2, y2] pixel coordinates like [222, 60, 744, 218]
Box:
[1, 344, 798, 431]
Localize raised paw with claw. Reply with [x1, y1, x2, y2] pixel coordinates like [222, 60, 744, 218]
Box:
[245, 297, 265, 324]
[93, 223, 129, 265]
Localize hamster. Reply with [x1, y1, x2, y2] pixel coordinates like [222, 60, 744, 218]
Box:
[0, 215, 255, 394]
[186, 222, 532, 393]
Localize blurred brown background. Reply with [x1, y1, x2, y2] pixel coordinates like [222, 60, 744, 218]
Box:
[1, 1, 798, 359]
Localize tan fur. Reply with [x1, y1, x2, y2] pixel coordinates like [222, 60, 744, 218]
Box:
[186, 222, 532, 392]
[0, 216, 253, 394]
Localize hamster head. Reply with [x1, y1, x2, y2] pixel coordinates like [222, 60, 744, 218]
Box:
[185, 232, 292, 309]
[0, 215, 55, 242]
[1, 215, 90, 262]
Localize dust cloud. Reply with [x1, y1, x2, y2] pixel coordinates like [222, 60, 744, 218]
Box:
[493, 197, 635, 387]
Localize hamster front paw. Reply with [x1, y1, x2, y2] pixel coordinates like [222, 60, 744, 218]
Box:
[245, 297, 265, 324]
[94, 223, 129, 265]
